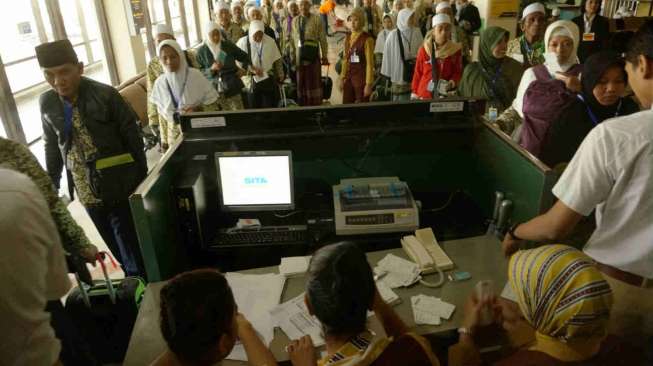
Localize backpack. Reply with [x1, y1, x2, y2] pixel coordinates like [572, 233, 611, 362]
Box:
[519, 64, 582, 157]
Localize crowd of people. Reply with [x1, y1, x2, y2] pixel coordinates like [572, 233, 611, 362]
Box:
[0, 0, 651, 363]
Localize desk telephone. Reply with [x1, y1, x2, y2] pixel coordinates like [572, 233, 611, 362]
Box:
[401, 228, 454, 274]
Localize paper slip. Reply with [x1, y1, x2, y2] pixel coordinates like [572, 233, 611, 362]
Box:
[270, 293, 325, 347]
[367, 281, 401, 318]
[225, 273, 286, 361]
[500, 282, 518, 302]
[411, 294, 456, 326]
[375, 254, 422, 288]
[279, 256, 311, 277]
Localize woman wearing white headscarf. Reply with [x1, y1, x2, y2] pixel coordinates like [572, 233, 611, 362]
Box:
[237, 20, 284, 108]
[216, 1, 245, 42]
[197, 22, 251, 111]
[151, 40, 219, 147]
[381, 8, 424, 101]
[496, 20, 581, 136]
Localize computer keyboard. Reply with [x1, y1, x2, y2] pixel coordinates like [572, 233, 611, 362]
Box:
[214, 225, 308, 246]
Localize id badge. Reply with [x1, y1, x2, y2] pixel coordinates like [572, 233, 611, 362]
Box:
[350, 52, 360, 63]
[582, 33, 595, 41]
[66, 154, 75, 170]
[437, 79, 449, 95]
[297, 40, 303, 47]
[427, 79, 435, 92]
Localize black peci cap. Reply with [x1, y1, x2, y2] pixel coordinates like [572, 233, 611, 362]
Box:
[35, 39, 79, 68]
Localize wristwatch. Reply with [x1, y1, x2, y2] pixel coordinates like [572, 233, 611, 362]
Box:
[508, 222, 522, 241]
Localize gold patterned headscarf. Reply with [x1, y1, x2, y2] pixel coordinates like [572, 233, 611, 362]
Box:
[508, 245, 612, 362]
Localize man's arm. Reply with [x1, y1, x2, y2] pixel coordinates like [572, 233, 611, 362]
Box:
[236, 314, 278, 366]
[503, 200, 584, 256]
[1, 139, 95, 260]
[372, 287, 408, 338]
[41, 110, 63, 189]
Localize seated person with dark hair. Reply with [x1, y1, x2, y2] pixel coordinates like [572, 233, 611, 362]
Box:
[287, 242, 440, 366]
[152, 269, 278, 366]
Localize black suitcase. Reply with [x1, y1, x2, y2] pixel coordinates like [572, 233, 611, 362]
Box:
[65, 252, 146, 364]
[322, 76, 333, 101]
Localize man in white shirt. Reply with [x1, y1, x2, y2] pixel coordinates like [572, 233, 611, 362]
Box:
[0, 169, 71, 366]
[502, 20, 653, 345]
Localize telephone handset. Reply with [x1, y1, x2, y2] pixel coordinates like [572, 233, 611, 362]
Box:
[401, 228, 455, 288]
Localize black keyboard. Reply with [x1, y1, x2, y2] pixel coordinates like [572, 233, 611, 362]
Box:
[214, 226, 308, 246]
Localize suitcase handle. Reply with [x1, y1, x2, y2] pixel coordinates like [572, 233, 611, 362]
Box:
[96, 252, 117, 305]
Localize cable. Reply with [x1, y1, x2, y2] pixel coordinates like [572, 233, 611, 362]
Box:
[421, 190, 460, 213]
[273, 210, 303, 218]
[419, 267, 445, 288]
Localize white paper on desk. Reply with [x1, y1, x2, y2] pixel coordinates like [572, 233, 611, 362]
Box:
[411, 295, 441, 325]
[375, 254, 421, 288]
[411, 294, 456, 325]
[225, 272, 286, 361]
[367, 281, 401, 317]
[279, 256, 311, 277]
[270, 293, 325, 347]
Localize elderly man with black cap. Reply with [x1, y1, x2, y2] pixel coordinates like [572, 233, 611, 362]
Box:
[37, 39, 147, 278]
[147, 24, 200, 151]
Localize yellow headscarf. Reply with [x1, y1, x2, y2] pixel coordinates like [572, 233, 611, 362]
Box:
[508, 245, 612, 362]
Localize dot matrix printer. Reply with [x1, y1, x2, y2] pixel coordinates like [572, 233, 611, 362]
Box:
[333, 177, 419, 235]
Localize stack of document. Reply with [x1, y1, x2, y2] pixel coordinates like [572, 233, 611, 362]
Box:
[270, 293, 325, 347]
[225, 273, 286, 361]
[279, 256, 312, 277]
[375, 254, 422, 288]
[411, 294, 456, 326]
[367, 281, 401, 318]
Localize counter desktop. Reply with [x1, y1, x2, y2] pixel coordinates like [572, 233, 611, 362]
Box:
[128, 99, 557, 282]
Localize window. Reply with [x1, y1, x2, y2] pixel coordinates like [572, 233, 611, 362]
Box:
[169, 0, 187, 49]
[0, 0, 115, 143]
[184, 0, 200, 45]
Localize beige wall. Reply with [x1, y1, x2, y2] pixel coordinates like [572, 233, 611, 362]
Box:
[102, 0, 147, 84]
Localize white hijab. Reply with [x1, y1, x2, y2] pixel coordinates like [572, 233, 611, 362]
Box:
[543, 20, 580, 74]
[150, 40, 218, 122]
[511, 20, 580, 119]
[205, 21, 222, 60]
[237, 20, 281, 72]
[381, 8, 423, 84]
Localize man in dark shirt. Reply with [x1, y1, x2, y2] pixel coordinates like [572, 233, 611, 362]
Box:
[36, 39, 147, 278]
[455, 0, 481, 35]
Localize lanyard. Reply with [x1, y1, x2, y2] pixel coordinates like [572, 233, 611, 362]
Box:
[165, 68, 189, 110]
[577, 94, 622, 126]
[400, 29, 412, 53]
[299, 17, 306, 41]
[63, 100, 74, 142]
[255, 43, 264, 67]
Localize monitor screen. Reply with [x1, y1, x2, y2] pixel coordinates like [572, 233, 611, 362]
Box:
[216, 151, 294, 211]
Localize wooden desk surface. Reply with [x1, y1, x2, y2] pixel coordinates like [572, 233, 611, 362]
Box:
[124, 235, 507, 366]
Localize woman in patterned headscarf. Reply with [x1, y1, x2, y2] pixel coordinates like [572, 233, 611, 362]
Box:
[448, 245, 644, 365]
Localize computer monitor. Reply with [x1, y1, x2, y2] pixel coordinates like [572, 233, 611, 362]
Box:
[215, 151, 294, 211]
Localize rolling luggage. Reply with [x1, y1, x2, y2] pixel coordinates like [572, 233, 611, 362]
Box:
[64, 252, 146, 363]
[322, 64, 333, 101]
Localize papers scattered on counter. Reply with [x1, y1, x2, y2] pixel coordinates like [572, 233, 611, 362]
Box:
[270, 293, 325, 347]
[367, 281, 401, 318]
[375, 254, 421, 288]
[279, 256, 311, 277]
[411, 294, 456, 326]
[225, 273, 286, 361]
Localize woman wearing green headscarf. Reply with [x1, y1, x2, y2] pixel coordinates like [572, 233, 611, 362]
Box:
[458, 26, 524, 115]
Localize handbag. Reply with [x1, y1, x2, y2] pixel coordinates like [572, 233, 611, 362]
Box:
[397, 30, 416, 83]
[86, 153, 144, 204]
